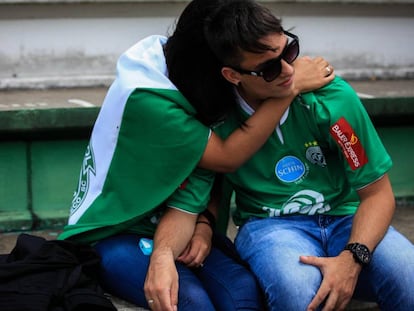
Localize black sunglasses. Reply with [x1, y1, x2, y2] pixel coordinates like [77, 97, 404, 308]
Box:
[229, 30, 300, 82]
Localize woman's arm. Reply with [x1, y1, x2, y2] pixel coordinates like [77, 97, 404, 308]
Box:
[199, 56, 334, 172]
[144, 208, 198, 311]
[176, 175, 222, 267]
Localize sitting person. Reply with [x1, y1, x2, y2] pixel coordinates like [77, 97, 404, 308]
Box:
[58, 0, 334, 310]
[170, 0, 414, 310]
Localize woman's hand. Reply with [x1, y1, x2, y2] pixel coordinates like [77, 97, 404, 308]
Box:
[144, 208, 197, 311]
[144, 248, 178, 311]
[293, 56, 335, 94]
[177, 221, 213, 267]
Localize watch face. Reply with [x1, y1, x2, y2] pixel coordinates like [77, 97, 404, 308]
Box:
[355, 244, 371, 264]
[345, 243, 371, 265]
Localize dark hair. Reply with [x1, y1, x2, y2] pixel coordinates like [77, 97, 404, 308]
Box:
[165, 0, 236, 126]
[204, 0, 283, 67]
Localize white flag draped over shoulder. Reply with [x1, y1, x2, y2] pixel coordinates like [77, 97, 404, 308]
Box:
[59, 36, 209, 243]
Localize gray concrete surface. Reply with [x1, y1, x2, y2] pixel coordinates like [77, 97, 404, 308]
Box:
[0, 79, 413, 112]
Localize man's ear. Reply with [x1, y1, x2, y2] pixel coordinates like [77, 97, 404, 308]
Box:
[221, 67, 241, 86]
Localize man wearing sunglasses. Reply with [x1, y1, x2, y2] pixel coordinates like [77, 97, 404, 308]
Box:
[177, 0, 414, 310]
[227, 29, 300, 83]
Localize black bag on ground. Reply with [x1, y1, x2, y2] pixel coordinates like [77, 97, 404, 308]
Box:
[0, 233, 116, 311]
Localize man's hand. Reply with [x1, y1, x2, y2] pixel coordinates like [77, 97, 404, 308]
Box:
[300, 251, 361, 311]
[293, 56, 335, 94]
[177, 222, 213, 267]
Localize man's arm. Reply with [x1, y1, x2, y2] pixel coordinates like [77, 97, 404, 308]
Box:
[347, 173, 395, 250]
[144, 208, 198, 311]
[303, 174, 395, 311]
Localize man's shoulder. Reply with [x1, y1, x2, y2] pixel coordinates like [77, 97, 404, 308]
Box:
[315, 76, 356, 97]
[300, 76, 359, 108]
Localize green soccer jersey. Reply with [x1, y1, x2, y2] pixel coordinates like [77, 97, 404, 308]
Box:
[214, 77, 392, 226]
[58, 36, 211, 243]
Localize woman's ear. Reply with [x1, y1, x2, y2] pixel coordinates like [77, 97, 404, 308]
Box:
[221, 67, 241, 86]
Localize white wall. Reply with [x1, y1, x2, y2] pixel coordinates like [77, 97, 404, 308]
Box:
[285, 16, 414, 79]
[1, 0, 413, 89]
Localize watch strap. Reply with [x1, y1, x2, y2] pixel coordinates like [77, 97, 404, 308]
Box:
[344, 243, 371, 266]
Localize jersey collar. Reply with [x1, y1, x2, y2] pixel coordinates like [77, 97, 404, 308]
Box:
[234, 89, 290, 126]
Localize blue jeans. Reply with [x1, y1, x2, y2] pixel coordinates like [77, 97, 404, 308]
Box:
[94, 233, 263, 311]
[235, 215, 414, 311]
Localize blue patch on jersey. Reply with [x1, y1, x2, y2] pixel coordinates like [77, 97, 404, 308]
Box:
[275, 156, 305, 183]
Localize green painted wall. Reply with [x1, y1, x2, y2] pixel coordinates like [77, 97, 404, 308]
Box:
[31, 140, 87, 227]
[378, 127, 414, 198]
[0, 139, 87, 231]
[0, 98, 413, 232]
[0, 142, 30, 231]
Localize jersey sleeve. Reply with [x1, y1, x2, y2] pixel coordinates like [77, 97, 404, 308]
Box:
[311, 77, 393, 190]
[166, 167, 216, 214]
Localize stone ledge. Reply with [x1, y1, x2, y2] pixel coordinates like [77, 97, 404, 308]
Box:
[0, 107, 97, 140]
[0, 97, 412, 137]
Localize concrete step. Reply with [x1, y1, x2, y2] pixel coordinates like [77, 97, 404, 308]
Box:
[1, 80, 413, 112]
[0, 80, 413, 138]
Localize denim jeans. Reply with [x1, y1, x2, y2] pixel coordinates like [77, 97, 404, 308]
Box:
[235, 215, 414, 311]
[94, 233, 263, 311]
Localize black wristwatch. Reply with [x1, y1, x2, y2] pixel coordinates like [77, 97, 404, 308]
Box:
[344, 243, 371, 266]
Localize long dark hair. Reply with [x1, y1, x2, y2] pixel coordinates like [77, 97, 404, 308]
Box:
[165, 0, 236, 126]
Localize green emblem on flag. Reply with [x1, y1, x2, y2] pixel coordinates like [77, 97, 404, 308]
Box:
[70, 143, 96, 215]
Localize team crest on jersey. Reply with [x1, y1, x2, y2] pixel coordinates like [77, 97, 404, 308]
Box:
[305, 141, 326, 167]
[70, 143, 96, 215]
[275, 155, 308, 183]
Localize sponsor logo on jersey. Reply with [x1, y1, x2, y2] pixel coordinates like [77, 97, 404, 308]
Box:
[275, 156, 306, 183]
[305, 141, 326, 167]
[262, 189, 331, 216]
[330, 117, 368, 170]
[70, 143, 96, 215]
